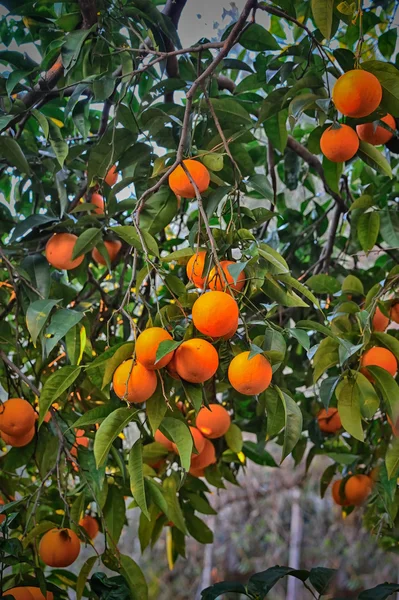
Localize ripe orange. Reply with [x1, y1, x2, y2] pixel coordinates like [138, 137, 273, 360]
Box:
[196, 404, 231, 439]
[221, 320, 238, 341]
[190, 466, 206, 478]
[208, 260, 245, 294]
[174, 338, 219, 383]
[317, 407, 342, 434]
[0, 398, 36, 437]
[2, 588, 35, 600]
[186, 251, 207, 288]
[39, 528, 80, 567]
[135, 327, 174, 370]
[320, 124, 359, 162]
[332, 69, 382, 118]
[344, 474, 373, 506]
[360, 346, 397, 380]
[112, 359, 157, 403]
[105, 165, 118, 186]
[45, 233, 84, 270]
[79, 515, 100, 540]
[168, 159, 210, 199]
[192, 291, 239, 338]
[332, 480, 349, 506]
[1, 427, 35, 447]
[189, 438, 216, 474]
[92, 240, 122, 266]
[154, 429, 174, 451]
[356, 113, 395, 145]
[228, 351, 272, 396]
[90, 192, 104, 215]
[372, 306, 390, 332]
[391, 303, 399, 324]
[172, 426, 205, 456]
[27, 588, 54, 600]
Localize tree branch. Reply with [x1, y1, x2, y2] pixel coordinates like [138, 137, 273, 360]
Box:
[0, 350, 40, 397]
[78, 0, 98, 29]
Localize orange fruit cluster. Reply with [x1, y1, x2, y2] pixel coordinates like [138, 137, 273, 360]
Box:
[186, 252, 246, 294]
[321, 70, 394, 163]
[332, 474, 373, 507]
[0, 398, 36, 447]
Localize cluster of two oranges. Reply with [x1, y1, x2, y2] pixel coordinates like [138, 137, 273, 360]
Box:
[372, 304, 399, 332]
[321, 70, 396, 163]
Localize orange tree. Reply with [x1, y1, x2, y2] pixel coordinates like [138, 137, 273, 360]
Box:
[0, 0, 399, 597]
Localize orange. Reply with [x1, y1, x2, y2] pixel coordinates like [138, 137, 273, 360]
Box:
[174, 338, 219, 383]
[135, 327, 174, 370]
[372, 306, 390, 332]
[356, 113, 395, 145]
[228, 351, 272, 396]
[1, 427, 35, 447]
[90, 192, 104, 215]
[186, 251, 207, 288]
[189, 438, 216, 473]
[79, 515, 100, 540]
[317, 407, 341, 434]
[320, 124, 359, 162]
[92, 240, 122, 266]
[391, 303, 399, 324]
[344, 474, 373, 506]
[45, 233, 84, 270]
[332, 70, 382, 118]
[360, 346, 397, 380]
[166, 353, 180, 380]
[221, 320, 238, 341]
[168, 159, 210, 199]
[112, 359, 157, 403]
[39, 528, 80, 567]
[196, 404, 231, 439]
[172, 426, 205, 456]
[192, 291, 239, 338]
[75, 428, 89, 448]
[26, 589, 53, 600]
[154, 429, 174, 451]
[2, 589, 35, 600]
[190, 466, 206, 478]
[332, 480, 349, 506]
[105, 165, 118, 186]
[208, 260, 246, 294]
[0, 398, 36, 437]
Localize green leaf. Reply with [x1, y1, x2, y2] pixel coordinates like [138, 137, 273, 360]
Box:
[110, 226, 159, 257]
[263, 388, 286, 437]
[128, 440, 149, 519]
[246, 174, 273, 200]
[341, 274, 364, 295]
[48, 119, 68, 168]
[61, 25, 96, 70]
[357, 140, 392, 179]
[185, 513, 213, 544]
[139, 188, 178, 235]
[385, 439, 399, 480]
[309, 567, 337, 595]
[336, 378, 364, 441]
[296, 319, 337, 339]
[275, 387, 303, 462]
[373, 333, 399, 363]
[349, 194, 374, 212]
[22, 521, 56, 549]
[163, 248, 194, 262]
[162, 478, 187, 533]
[357, 211, 380, 252]
[103, 484, 125, 545]
[155, 339, 181, 365]
[288, 328, 310, 351]
[145, 478, 168, 515]
[160, 418, 193, 472]
[263, 329, 286, 362]
[306, 274, 340, 294]
[21, 254, 50, 299]
[263, 276, 308, 308]
[45, 308, 84, 354]
[39, 366, 81, 426]
[322, 157, 343, 195]
[26, 299, 58, 346]
[119, 554, 149, 600]
[94, 407, 137, 467]
[380, 209, 399, 248]
[311, 0, 334, 39]
[206, 98, 252, 125]
[72, 228, 102, 260]
[264, 109, 288, 153]
[73, 404, 117, 429]
[181, 382, 203, 413]
[359, 583, 399, 600]
[76, 556, 97, 600]
[313, 338, 340, 382]
[362, 61, 399, 116]
[201, 153, 224, 172]
[354, 371, 380, 419]
[102, 342, 135, 389]
[367, 366, 399, 423]
[277, 274, 321, 310]
[259, 244, 289, 274]
[0, 136, 30, 173]
[239, 23, 280, 51]
[225, 423, 243, 453]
